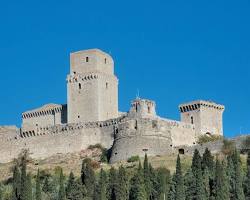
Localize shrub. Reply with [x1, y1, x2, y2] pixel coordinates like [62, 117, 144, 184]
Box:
[88, 144, 104, 150]
[127, 155, 140, 163]
[197, 134, 223, 144]
[241, 136, 250, 153]
[222, 139, 235, 155]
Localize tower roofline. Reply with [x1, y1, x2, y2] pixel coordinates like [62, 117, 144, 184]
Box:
[179, 100, 225, 113]
[70, 48, 113, 62]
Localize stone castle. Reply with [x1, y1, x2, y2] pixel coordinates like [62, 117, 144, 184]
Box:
[0, 49, 225, 163]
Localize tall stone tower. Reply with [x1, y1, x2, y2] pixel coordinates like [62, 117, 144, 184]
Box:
[67, 49, 118, 123]
[179, 100, 225, 137]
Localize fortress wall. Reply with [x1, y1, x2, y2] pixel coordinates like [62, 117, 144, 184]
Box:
[109, 118, 173, 163]
[110, 117, 197, 163]
[22, 105, 66, 130]
[199, 107, 223, 136]
[22, 113, 55, 130]
[0, 120, 117, 163]
[157, 118, 196, 146]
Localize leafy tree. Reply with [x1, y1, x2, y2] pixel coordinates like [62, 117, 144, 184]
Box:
[214, 159, 229, 200]
[35, 170, 41, 200]
[58, 170, 66, 200]
[116, 166, 129, 200]
[129, 162, 147, 200]
[81, 159, 95, 198]
[12, 165, 21, 200]
[245, 151, 250, 200]
[107, 167, 117, 200]
[175, 155, 185, 200]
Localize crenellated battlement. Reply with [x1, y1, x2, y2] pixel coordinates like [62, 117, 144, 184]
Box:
[179, 100, 225, 113]
[19, 115, 126, 140]
[22, 104, 64, 119]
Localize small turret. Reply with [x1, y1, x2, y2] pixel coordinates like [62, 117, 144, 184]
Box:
[128, 98, 156, 118]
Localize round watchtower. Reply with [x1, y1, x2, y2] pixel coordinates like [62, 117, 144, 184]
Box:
[128, 98, 156, 119]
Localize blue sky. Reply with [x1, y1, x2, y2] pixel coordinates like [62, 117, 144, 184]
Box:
[0, 0, 249, 138]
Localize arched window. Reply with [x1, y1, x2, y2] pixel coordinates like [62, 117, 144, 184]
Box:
[79, 83, 81, 90]
[104, 58, 107, 64]
[106, 82, 108, 89]
[86, 57, 89, 62]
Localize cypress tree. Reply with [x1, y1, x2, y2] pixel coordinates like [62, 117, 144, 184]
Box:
[116, 166, 129, 200]
[35, 170, 41, 200]
[81, 159, 95, 198]
[66, 172, 75, 199]
[26, 173, 32, 200]
[229, 149, 245, 200]
[148, 164, 160, 199]
[20, 157, 27, 200]
[191, 149, 206, 200]
[66, 172, 83, 200]
[42, 176, 54, 195]
[227, 156, 235, 199]
[202, 148, 214, 173]
[58, 170, 66, 200]
[107, 167, 117, 200]
[94, 169, 107, 200]
[245, 151, 250, 200]
[235, 156, 245, 200]
[214, 159, 229, 200]
[203, 167, 210, 200]
[184, 169, 196, 200]
[167, 174, 176, 200]
[175, 155, 185, 200]
[0, 184, 2, 200]
[12, 165, 21, 200]
[143, 154, 152, 199]
[155, 167, 170, 200]
[129, 162, 147, 200]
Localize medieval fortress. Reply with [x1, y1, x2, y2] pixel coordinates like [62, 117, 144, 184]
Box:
[0, 49, 225, 163]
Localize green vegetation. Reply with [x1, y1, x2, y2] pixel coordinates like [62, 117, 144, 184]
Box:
[0, 148, 249, 200]
[242, 136, 250, 153]
[127, 155, 140, 163]
[197, 134, 223, 144]
[222, 139, 236, 155]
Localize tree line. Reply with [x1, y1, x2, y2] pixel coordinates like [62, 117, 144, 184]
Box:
[0, 148, 249, 200]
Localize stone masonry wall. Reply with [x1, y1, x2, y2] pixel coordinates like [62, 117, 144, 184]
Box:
[0, 117, 125, 163]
